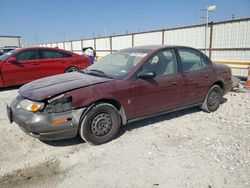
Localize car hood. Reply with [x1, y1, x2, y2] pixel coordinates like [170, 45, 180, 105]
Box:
[19, 72, 112, 101]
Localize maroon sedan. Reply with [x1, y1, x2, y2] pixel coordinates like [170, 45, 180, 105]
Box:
[7, 45, 232, 145]
[0, 47, 90, 87]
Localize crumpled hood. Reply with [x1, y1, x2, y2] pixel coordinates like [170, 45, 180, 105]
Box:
[19, 72, 112, 101]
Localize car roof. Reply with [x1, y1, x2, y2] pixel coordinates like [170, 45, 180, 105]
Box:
[125, 45, 194, 52]
[14, 47, 76, 54]
[16, 47, 62, 50]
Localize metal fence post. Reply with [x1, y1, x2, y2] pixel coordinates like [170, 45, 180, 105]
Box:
[162, 29, 165, 45]
[209, 22, 213, 58]
[70, 41, 73, 51]
[110, 36, 113, 54]
[94, 38, 96, 50]
[81, 39, 83, 51]
[18, 37, 21, 47]
[132, 33, 134, 47]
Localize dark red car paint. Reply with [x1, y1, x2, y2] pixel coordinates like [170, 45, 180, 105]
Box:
[18, 45, 232, 123]
[0, 47, 90, 87]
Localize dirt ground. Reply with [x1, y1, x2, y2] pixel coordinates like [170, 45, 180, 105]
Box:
[0, 87, 249, 188]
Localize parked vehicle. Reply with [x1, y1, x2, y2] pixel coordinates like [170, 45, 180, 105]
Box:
[0, 47, 90, 87]
[1, 46, 19, 53]
[7, 45, 232, 145]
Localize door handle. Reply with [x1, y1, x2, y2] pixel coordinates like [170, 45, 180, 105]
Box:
[31, 63, 39, 65]
[170, 81, 178, 86]
[60, 61, 66, 64]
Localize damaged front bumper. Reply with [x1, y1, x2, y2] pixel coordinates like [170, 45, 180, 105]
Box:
[6, 96, 86, 140]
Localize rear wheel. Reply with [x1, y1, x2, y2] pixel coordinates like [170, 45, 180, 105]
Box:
[65, 67, 78, 73]
[79, 103, 121, 145]
[201, 85, 222, 112]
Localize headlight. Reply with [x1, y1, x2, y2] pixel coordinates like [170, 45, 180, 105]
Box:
[17, 99, 45, 112]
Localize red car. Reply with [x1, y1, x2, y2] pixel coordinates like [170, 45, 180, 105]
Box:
[0, 47, 90, 87]
[7, 45, 232, 145]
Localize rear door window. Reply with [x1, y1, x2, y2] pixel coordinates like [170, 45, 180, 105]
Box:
[39, 50, 72, 59]
[178, 49, 209, 72]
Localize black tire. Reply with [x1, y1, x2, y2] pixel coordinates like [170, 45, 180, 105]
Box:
[201, 85, 223, 113]
[65, 67, 78, 73]
[79, 103, 121, 145]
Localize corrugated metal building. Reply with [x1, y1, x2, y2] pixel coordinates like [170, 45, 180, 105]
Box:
[0, 35, 21, 48]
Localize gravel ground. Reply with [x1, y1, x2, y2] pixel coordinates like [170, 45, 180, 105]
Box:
[0, 87, 249, 188]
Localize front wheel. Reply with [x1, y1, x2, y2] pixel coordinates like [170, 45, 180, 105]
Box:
[79, 103, 121, 145]
[201, 85, 223, 113]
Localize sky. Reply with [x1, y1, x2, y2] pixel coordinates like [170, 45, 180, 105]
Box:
[1, 0, 250, 45]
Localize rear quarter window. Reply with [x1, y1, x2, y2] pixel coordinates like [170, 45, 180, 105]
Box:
[61, 52, 72, 58]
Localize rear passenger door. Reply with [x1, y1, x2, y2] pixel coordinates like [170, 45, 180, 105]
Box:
[37, 49, 72, 77]
[177, 48, 213, 106]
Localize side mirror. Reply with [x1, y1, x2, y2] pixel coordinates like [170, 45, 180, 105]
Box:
[7, 57, 17, 63]
[137, 70, 156, 79]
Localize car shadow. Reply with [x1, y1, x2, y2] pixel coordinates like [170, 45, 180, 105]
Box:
[221, 97, 228, 104]
[118, 96, 228, 138]
[0, 85, 21, 92]
[117, 106, 200, 138]
[41, 96, 228, 147]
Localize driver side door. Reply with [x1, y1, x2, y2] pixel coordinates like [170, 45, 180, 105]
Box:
[1, 49, 39, 86]
[132, 49, 183, 118]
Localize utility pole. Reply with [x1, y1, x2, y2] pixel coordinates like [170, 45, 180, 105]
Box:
[201, 5, 216, 55]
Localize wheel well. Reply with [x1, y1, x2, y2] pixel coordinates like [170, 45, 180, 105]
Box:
[96, 99, 121, 110]
[65, 66, 78, 72]
[94, 99, 127, 125]
[213, 81, 224, 91]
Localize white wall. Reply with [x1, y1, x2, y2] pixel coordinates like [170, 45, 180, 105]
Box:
[40, 19, 250, 60]
[134, 31, 162, 46]
[164, 26, 207, 49]
[212, 20, 250, 48]
[0, 36, 20, 47]
[51, 43, 57, 48]
[112, 35, 132, 50]
[57, 42, 64, 50]
[211, 50, 250, 61]
[72, 40, 82, 51]
[64, 41, 72, 51]
[38, 19, 250, 76]
[96, 37, 110, 50]
[82, 39, 94, 48]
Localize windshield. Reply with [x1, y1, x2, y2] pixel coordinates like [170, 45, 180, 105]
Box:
[0, 49, 17, 61]
[86, 48, 150, 79]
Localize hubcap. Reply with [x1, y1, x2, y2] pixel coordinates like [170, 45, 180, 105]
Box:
[90, 113, 112, 137]
[208, 91, 219, 108]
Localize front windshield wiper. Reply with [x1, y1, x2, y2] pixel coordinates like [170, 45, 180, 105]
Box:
[84, 69, 114, 79]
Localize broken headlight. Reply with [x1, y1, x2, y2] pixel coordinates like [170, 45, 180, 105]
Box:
[45, 94, 72, 113]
